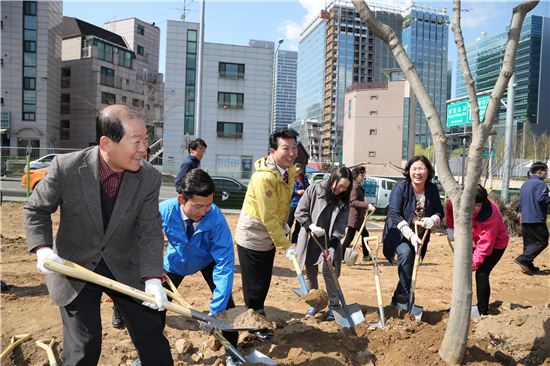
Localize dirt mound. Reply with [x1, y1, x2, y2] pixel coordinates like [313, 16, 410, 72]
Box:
[300, 288, 329, 310]
[216, 307, 272, 330]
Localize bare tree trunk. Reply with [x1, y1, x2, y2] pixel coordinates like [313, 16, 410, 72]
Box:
[351, 0, 539, 363]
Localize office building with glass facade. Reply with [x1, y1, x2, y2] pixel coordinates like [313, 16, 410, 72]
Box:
[402, 5, 449, 152]
[273, 50, 297, 130]
[455, 15, 549, 136]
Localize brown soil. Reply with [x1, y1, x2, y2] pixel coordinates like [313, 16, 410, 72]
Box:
[301, 289, 329, 310]
[1, 201, 549, 365]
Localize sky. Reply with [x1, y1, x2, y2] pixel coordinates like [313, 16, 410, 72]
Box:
[64, 0, 550, 85]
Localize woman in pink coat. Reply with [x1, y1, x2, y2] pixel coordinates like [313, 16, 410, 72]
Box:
[446, 185, 508, 315]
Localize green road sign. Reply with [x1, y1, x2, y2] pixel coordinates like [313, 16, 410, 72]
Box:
[447, 95, 490, 127]
[482, 148, 495, 159]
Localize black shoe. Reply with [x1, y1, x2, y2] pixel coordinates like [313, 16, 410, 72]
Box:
[112, 305, 124, 329]
[254, 329, 274, 341]
[514, 258, 534, 275]
[0, 280, 10, 292]
[528, 263, 540, 273]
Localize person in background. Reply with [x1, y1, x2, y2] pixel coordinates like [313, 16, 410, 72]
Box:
[516, 161, 550, 275]
[382, 155, 444, 308]
[294, 167, 352, 319]
[341, 166, 375, 262]
[234, 128, 298, 340]
[446, 185, 508, 315]
[287, 162, 309, 244]
[24, 104, 172, 366]
[160, 169, 239, 366]
[174, 138, 207, 189]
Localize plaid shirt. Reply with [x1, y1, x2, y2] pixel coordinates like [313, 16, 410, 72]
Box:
[98, 152, 124, 198]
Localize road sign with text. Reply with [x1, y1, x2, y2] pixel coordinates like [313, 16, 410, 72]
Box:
[446, 95, 490, 127]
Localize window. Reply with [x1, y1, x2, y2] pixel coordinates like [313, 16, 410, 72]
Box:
[23, 2, 37, 15]
[121, 96, 127, 103]
[137, 45, 144, 56]
[60, 120, 70, 140]
[23, 77, 35, 90]
[61, 67, 71, 87]
[132, 98, 144, 108]
[217, 122, 243, 138]
[218, 62, 245, 79]
[369, 129, 377, 135]
[137, 24, 145, 35]
[368, 151, 376, 157]
[101, 92, 116, 105]
[184, 29, 197, 135]
[348, 99, 352, 118]
[118, 50, 133, 68]
[23, 40, 36, 52]
[100, 66, 115, 87]
[370, 95, 379, 100]
[218, 92, 244, 109]
[0, 97, 3, 106]
[369, 111, 378, 115]
[60, 94, 70, 114]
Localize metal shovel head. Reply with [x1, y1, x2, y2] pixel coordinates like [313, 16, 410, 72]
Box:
[396, 302, 423, 321]
[291, 287, 307, 297]
[471, 305, 481, 320]
[333, 303, 364, 328]
[343, 247, 359, 266]
[246, 349, 277, 365]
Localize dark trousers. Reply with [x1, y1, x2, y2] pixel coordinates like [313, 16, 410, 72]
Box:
[391, 242, 415, 305]
[341, 227, 371, 257]
[519, 223, 549, 264]
[237, 244, 276, 312]
[162, 262, 237, 347]
[287, 207, 301, 244]
[60, 260, 172, 366]
[475, 247, 505, 315]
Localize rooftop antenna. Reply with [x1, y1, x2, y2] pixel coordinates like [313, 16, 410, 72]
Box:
[170, 0, 197, 21]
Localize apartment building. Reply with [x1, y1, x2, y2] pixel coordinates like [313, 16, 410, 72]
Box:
[163, 20, 272, 179]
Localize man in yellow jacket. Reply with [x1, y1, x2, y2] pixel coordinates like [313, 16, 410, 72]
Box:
[235, 128, 298, 339]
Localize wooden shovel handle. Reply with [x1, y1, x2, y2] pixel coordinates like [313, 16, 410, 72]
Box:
[35, 338, 58, 366]
[0, 334, 32, 360]
[163, 274, 192, 308]
[43, 260, 193, 319]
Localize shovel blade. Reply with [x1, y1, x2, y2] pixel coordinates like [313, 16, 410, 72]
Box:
[246, 349, 277, 365]
[291, 287, 307, 297]
[333, 303, 364, 328]
[343, 248, 359, 266]
[410, 304, 423, 321]
[471, 305, 480, 320]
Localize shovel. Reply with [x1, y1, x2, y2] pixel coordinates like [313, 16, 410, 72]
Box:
[344, 208, 375, 266]
[310, 234, 364, 328]
[43, 259, 269, 335]
[0, 334, 32, 361]
[398, 222, 429, 320]
[35, 337, 58, 366]
[363, 236, 385, 328]
[163, 276, 275, 365]
[288, 252, 309, 297]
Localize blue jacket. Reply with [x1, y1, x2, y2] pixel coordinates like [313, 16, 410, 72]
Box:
[290, 175, 309, 208]
[160, 198, 234, 315]
[174, 155, 200, 188]
[382, 180, 444, 263]
[519, 175, 550, 223]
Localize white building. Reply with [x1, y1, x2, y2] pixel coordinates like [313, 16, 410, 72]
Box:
[60, 17, 163, 148]
[273, 50, 297, 131]
[1, 0, 62, 155]
[163, 20, 272, 179]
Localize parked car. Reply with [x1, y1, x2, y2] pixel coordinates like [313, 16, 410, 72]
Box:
[362, 177, 397, 212]
[211, 176, 247, 210]
[28, 154, 58, 170]
[21, 167, 48, 190]
[307, 172, 330, 185]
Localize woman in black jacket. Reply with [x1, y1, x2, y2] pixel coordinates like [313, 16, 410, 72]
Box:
[382, 156, 444, 307]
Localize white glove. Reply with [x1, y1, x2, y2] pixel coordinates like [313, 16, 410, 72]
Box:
[420, 215, 441, 229]
[316, 247, 335, 265]
[446, 228, 454, 241]
[285, 245, 297, 259]
[367, 203, 375, 212]
[284, 223, 291, 235]
[309, 224, 325, 237]
[410, 234, 422, 254]
[142, 278, 167, 311]
[36, 247, 64, 274]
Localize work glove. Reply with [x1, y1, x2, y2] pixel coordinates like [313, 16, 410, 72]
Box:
[284, 223, 291, 235]
[36, 247, 64, 274]
[420, 215, 441, 229]
[316, 247, 335, 265]
[285, 245, 297, 260]
[410, 234, 422, 254]
[367, 203, 375, 212]
[142, 278, 167, 311]
[309, 224, 325, 237]
[446, 228, 454, 241]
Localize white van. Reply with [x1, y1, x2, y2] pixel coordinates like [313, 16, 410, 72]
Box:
[362, 177, 397, 211]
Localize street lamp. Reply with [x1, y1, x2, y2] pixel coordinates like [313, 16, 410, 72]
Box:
[270, 38, 284, 132]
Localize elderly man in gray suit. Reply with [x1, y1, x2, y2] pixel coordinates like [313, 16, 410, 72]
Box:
[24, 104, 173, 366]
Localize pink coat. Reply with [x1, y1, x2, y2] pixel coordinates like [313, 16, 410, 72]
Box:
[446, 199, 508, 271]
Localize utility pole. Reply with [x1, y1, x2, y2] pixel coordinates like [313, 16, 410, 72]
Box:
[501, 73, 515, 203]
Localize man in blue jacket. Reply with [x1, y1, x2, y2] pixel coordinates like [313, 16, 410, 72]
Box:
[174, 138, 207, 189]
[517, 161, 550, 275]
[161, 169, 237, 365]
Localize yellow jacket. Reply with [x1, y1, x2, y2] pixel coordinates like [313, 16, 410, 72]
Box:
[235, 156, 296, 250]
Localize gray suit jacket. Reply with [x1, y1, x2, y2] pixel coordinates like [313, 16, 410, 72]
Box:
[24, 146, 164, 306]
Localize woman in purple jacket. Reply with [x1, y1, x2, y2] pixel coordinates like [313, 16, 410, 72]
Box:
[446, 185, 509, 315]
